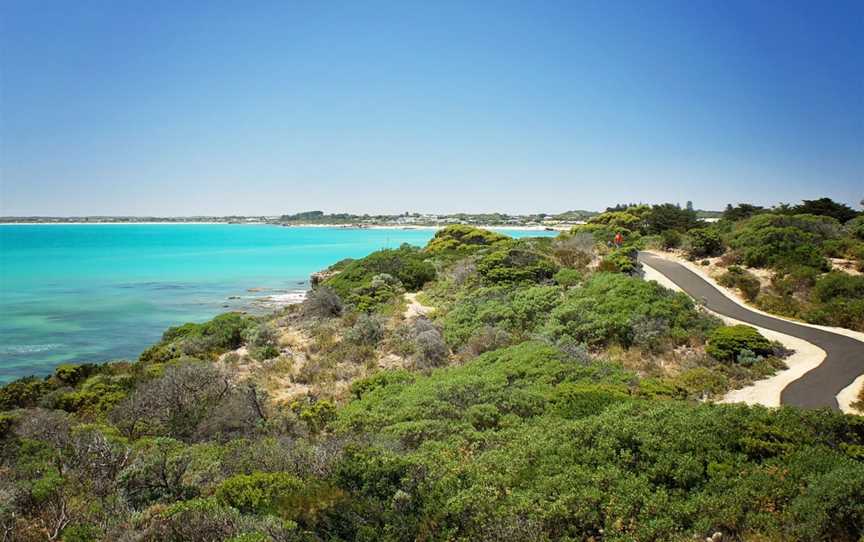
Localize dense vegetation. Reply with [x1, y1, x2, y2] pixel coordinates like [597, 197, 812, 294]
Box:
[1, 203, 863, 541]
[598, 199, 864, 332]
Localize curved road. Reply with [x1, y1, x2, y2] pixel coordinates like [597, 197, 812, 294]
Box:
[638, 252, 864, 410]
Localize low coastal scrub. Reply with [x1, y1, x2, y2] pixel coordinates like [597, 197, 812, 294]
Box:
[322, 244, 435, 311]
[717, 265, 761, 301]
[424, 224, 508, 255]
[706, 324, 776, 363]
[1, 214, 862, 540]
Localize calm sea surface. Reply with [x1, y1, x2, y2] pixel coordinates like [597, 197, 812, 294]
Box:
[0, 224, 554, 382]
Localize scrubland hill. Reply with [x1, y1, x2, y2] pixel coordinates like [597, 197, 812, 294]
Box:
[1, 200, 864, 541]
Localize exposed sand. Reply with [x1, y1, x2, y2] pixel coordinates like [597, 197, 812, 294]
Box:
[643, 251, 864, 414]
[403, 292, 434, 320]
[838, 374, 864, 414]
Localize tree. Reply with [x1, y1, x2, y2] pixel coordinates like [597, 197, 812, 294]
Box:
[790, 198, 858, 223]
[723, 203, 765, 221]
[644, 203, 700, 234]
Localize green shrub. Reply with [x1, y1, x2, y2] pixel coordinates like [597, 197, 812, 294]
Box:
[803, 298, 864, 330]
[730, 214, 838, 270]
[243, 322, 281, 360]
[476, 247, 558, 285]
[345, 314, 385, 345]
[687, 228, 724, 258]
[790, 197, 858, 223]
[215, 472, 303, 516]
[553, 268, 583, 288]
[672, 367, 729, 399]
[299, 400, 337, 433]
[755, 292, 802, 319]
[717, 266, 761, 301]
[0, 377, 52, 410]
[812, 272, 864, 302]
[53, 363, 100, 386]
[350, 370, 415, 400]
[441, 285, 560, 349]
[598, 246, 638, 274]
[569, 223, 633, 244]
[588, 211, 642, 231]
[706, 325, 773, 363]
[660, 229, 682, 249]
[303, 286, 343, 318]
[324, 245, 435, 299]
[543, 272, 714, 348]
[847, 215, 864, 240]
[143, 312, 256, 364]
[424, 225, 508, 254]
[643, 203, 700, 233]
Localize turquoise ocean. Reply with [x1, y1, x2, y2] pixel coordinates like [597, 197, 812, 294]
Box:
[0, 224, 554, 382]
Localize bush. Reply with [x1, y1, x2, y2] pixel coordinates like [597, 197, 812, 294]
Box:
[53, 363, 100, 386]
[729, 213, 839, 270]
[687, 228, 724, 258]
[643, 203, 700, 234]
[143, 313, 256, 364]
[588, 211, 642, 231]
[569, 223, 633, 244]
[847, 215, 864, 241]
[303, 287, 344, 318]
[324, 245, 435, 298]
[0, 377, 52, 410]
[476, 247, 558, 285]
[812, 272, 864, 303]
[543, 272, 714, 348]
[660, 229, 682, 250]
[790, 197, 858, 223]
[414, 328, 449, 369]
[553, 268, 583, 288]
[424, 225, 508, 254]
[215, 471, 303, 516]
[598, 246, 638, 274]
[717, 266, 761, 301]
[299, 400, 337, 433]
[243, 322, 280, 360]
[345, 314, 385, 346]
[803, 298, 864, 330]
[706, 325, 773, 363]
[441, 285, 560, 350]
[551, 234, 595, 268]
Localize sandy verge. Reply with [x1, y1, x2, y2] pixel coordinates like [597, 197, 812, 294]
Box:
[838, 375, 864, 414]
[404, 292, 434, 320]
[643, 251, 864, 414]
[642, 260, 827, 409]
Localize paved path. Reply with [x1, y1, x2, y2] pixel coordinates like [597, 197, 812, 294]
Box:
[638, 252, 864, 410]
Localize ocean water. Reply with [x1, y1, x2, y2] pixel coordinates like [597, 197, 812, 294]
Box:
[0, 224, 555, 382]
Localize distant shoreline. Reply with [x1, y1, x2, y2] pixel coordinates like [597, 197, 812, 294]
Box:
[0, 222, 572, 232]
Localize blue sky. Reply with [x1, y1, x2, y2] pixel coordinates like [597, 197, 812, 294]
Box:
[1, 0, 862, 215]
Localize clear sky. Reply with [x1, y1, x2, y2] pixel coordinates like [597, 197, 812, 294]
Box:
[1, 0, 862, 216]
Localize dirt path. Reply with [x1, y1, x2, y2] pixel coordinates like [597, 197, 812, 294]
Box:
[404, 292, 433, 320]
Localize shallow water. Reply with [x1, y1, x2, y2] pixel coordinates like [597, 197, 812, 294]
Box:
[0, 224, 553, 382]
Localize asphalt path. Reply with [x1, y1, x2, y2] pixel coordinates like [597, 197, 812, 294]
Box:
[638, 252, 864, 410]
